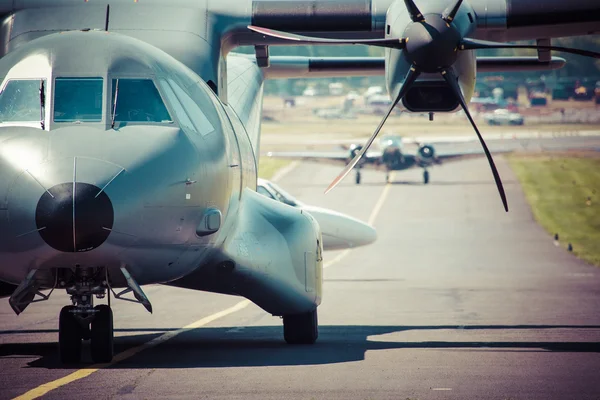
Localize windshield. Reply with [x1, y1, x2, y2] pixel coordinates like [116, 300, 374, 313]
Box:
[0, 79, 44, 123]
[111, 79, 172, 123]
[54, 77, 103, 122]
[380, 135, 403, 148]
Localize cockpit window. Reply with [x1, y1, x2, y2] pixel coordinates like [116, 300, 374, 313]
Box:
[0, 79, 44, 122]
[111, 79, 172, 123]
[54, 77, 103, 122]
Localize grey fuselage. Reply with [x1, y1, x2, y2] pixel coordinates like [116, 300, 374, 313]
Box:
[0, 31, 252, 286]
[0, 29, 325, 317]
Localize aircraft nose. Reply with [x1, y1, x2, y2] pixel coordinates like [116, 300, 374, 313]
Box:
[35, 182, 114, 252]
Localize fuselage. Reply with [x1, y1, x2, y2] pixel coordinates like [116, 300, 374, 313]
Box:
[0, 31, 259, 288]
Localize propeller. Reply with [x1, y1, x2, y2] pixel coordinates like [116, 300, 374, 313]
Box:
[442, 0, 463, 22]
[441, 69, 508, 211]
[248, 26, 406, 49]
[248, 0, 600, 211]
[404, 0, 425, 22]
[325, 67, 420, 194]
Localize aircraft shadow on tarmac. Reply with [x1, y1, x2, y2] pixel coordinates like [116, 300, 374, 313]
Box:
[1, 325, 600, 369]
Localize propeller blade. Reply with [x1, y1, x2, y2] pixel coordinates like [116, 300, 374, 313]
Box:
[461, 38, 600, 59]
[325, 67, 421, 194]
[441, 69, 509, 212]
[248, 26, 405, 49]
[404, 0, 425, 22]
[442, 0, 463, 22]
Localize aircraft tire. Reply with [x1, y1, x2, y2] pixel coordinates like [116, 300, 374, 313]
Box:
[59, 306, 82, 364]
[283, 309, 318, 344]
[90, 305, 114, 363]
[355, 171, 361, 185]
[423, 170, 430, 184]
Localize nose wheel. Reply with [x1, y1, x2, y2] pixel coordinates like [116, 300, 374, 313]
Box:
[59, 306, 83, 363]
[423, 170, 430, 184]
[90, 305, 114, 363]
[355, 170, 361, 184]
[58, 304, 114, 364]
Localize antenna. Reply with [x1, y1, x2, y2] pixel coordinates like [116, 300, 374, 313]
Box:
[105, 4, 110, 31]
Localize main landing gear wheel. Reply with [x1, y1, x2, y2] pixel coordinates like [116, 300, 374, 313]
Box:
[355, 171, 361, 185]
[423, 170, 430, 184]
[283, 309, 318, 344]
[90, 305, 114, 363]
[59, 306, 82, 364]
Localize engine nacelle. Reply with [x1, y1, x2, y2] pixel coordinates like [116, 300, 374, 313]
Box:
[417, 144, 436, 165]
[384, 0, 477, 113]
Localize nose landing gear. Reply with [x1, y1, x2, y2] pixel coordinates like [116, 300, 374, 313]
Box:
[423, 169, 430, 184]
[59, 271, 114, 364]
[58, 303, 114, 364]
[57, 266, 151, 364]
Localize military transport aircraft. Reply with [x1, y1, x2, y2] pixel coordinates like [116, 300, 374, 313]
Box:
[0, 0, 599, 364]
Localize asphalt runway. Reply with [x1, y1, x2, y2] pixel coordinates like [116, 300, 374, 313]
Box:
[2, 155, 600, 399]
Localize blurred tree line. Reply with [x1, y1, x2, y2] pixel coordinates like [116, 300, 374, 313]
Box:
[235, 35, 600, 96]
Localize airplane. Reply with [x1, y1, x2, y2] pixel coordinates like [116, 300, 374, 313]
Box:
[267, 134, 474, 185]
[0, 0, 598, 364]
[257, 178, 377, 250]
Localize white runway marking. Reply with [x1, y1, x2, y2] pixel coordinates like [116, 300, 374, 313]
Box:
[324, 172, 395, 269]
[272, 160, 299, 182]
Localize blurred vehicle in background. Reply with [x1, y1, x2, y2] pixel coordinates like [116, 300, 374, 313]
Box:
[302, 86, 318, 96]
[484, 108, 524, 126]
[329, 82, 344, 95]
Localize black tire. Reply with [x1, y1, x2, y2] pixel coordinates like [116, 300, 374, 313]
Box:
[355, 172, 361, 185]
[59, 306, 82, 364]
[283, 309, 318, 344]
[423, 170, 430, 184]
[90, 305, 114, 363]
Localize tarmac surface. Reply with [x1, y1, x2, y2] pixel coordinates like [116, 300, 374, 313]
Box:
[1, 149, 600, 399]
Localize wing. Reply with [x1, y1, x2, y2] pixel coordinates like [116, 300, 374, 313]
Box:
[424, 134, 600, 163]
[264, 150, 383, 167]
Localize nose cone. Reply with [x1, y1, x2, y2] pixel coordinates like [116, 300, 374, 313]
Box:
[35, 182, 114, 252]
[302, 206, 377, 251]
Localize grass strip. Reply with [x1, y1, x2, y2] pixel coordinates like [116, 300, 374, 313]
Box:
[257, 157, 290, 180]
[508, 155, 600, 267]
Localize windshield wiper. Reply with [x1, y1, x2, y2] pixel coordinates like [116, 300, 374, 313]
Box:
[39, 79, 45, 130]
[111, 78, 119, 129]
